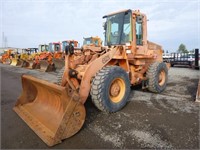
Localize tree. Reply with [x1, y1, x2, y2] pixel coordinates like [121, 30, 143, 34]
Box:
[177, 44, 188, 53]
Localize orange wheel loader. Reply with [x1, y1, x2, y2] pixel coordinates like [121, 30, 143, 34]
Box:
[14, 9, 170, 146]
[39, 42, 59, 72]
[82, 36, 102, 51]
[1, 49, 13, 64]
[32, 44, 48, 69]
[39, 52, 56, 72]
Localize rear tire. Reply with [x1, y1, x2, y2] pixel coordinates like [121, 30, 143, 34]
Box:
[90, 66, 130, 113]
[147, 62, 168, 93]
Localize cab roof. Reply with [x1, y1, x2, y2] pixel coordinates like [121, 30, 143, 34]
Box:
[103, 9, 131, 18]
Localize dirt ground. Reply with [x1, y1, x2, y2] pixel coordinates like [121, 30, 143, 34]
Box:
[1, 63, 199, 149]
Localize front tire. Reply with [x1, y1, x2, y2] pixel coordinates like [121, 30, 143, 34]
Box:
[90, 66, 130, 113]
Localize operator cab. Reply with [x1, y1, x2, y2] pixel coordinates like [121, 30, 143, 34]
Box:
[83, 37, 100, 47]
[103, 10, 132, 46]
[103, 9, 145, 47]
[49, 42, 61, 52]
[39, 45, 49, 52]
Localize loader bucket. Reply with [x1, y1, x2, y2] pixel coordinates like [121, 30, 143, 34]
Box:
[21, 61, 30, 68]
[32, 62, 40, 69]
[39, 60, 50, 72]
[53, 58, 65, 70]
[26, 60, 34, 69]
[13, 75, 86, 146]
[46, 64, 56, 72]
[10, 58, 22, 66]
[40, 60, 56, 72]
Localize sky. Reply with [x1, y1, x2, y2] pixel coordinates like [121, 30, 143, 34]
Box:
[0, 0, 199, 52]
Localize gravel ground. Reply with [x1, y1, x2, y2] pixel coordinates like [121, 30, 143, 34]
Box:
[1, 63, 200, 149]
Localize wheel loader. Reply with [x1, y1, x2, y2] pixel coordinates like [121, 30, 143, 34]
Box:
[31, 44, 49, 69]
[10, 53, 22, 66]
[14, 9, 170, 146]
[38, 52, 55, 71]
[0, 49, 14, 64]
[10, 49, 22, 66]
[83, 36, 102, 51]
[20, 48, 38, 69]
[39, 42, 60, 72]
[52, 37, 101, 70]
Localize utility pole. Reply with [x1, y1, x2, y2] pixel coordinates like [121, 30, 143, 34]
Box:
[5, 36, 7, 47]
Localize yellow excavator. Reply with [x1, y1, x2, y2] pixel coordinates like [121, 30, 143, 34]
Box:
[14, 9, 170, 146]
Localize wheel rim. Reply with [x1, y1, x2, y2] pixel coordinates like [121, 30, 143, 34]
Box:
[109, 78, 126, 103]
[159, 70, 166, 86]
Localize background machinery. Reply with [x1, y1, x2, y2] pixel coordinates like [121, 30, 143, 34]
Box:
[39, 42, 60, 72]
[39, 44, 49, 52]
[14, 9, 170, 146]
[0, 49, 14, 64]
[31, 44, 49, 69]
[83, 36, 102, 51]
[52, 40, 79, 70]
[20, 48, 38, 68]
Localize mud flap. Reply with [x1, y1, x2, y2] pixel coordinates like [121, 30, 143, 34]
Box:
[53, 58, 65, 70]
[13, 75, 86, 146]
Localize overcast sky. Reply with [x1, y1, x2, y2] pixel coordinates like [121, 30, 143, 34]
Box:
[0, 0, 199, 52]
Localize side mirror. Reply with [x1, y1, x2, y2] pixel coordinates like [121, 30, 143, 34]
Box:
[136, 15, 143, 23]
